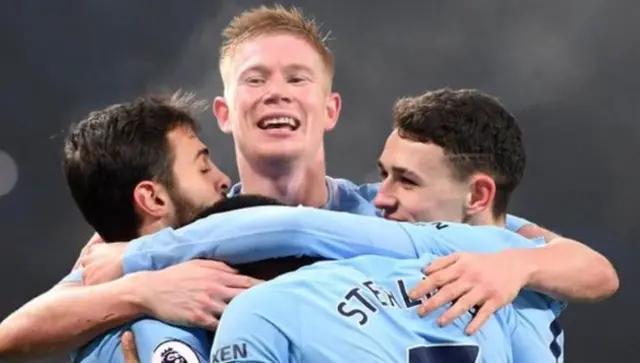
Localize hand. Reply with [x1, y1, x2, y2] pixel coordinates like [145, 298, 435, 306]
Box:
[80, 242, 128, 285]
[121, 331, 139, 363]
[132, 259, 262, 330]
[71, 232, 105, 271]
[409, 251, 531, 334]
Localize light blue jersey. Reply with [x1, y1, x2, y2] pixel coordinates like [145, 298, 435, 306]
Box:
[121, 206, 563, 363]
[211, 254, 515, 363]
[229, 177, 531, 233]
[74, 320, 210, 363]
[228, 177, 382, 217]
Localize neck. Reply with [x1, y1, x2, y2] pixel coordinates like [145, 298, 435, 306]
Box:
[138, 219, 169, 237]
[465, 211, 505, 227]
[234, 256, 327, 281]
[236, 149, 329, 207]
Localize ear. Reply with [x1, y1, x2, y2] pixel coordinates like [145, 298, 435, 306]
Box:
[132, 181, 171, 219]
[213, 97, 232, 134]
[324, 92, 341, 131]
[464, 174, 496, 216]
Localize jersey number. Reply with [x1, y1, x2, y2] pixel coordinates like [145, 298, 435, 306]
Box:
[408, 344, 479, 363]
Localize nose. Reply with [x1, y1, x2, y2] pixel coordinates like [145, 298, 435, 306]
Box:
[215, 173, 232, 196]
[264, 78, 292, 105]
[373, 182, 398, 214]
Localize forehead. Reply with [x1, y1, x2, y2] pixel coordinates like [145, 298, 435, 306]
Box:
[379, 131, 452, 176]
[166, 126, 206, 160]
[229, 34, 325, 75]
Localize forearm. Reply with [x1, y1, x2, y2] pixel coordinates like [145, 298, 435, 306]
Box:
[0, 275, 145, 360]
[514, 238, 619, 302]
[124, 206, 419, 273]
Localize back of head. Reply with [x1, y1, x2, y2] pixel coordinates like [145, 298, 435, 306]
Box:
[219, 5, 334, 84]
[62, 91, 206, 242]
[191, 194, 286, 222]
[393, 88, 526, 216]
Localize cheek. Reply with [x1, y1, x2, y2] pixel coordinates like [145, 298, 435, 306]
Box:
[233, 89, 259, 114]
[406, 192, 438, 218]
[397, 187, 449, 220]
[183, 175, 219, 201]
[299, 89, 323, 115]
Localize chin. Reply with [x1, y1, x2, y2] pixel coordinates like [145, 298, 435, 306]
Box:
[255, 146, 303, 162]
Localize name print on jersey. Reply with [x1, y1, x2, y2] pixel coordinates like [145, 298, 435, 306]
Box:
[336, 221, 455, 326]
[336, 278, 431, 326]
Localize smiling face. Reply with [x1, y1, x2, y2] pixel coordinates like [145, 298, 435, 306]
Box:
[375, 130, 470, 223]
[214, 33, 340, 164]
[374, 88, 527, 226]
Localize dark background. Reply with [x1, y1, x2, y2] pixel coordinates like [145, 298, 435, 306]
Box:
[0, 1, 637, 362]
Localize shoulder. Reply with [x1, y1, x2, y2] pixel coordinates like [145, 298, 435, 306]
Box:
[326, 177, 381, 215]
[75, 325, 129, 363]
[227, 182, 242, 197]
[227, 280, 302, 321]
[328, 177, 380, 200]
[131, 319, 211, 363]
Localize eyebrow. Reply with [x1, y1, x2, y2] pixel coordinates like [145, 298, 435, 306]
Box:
[377, 161, 422, 181]
[239, 63, 314, 78]
[283, 63, 314, 74]
[193, 147, 209, 162]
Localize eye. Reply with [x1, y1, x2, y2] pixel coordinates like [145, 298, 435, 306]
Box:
[246, 77, 265, 85]
[288, 75, 307, 84]
[400, 177, 417, 186]
[200, 158, 213, 174]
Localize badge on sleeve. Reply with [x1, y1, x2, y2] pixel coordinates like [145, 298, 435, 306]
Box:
[152, 340, 200, 363]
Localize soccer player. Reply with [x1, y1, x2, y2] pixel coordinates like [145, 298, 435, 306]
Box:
[214, 254, 515, 363]
[0, 93, 256, 360]
[371, 88, 581, 362]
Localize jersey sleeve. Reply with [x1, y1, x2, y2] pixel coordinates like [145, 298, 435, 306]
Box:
[399, 222, 543, 257]
[122, 206, 422, 274]
[74, 320, 209, 363]
[505, 214, 533, 232]
[131, 319, 210, 363]
[356, 182, 380, 202]
[210, 287, 293, 363]
[75, 326, 128, 363]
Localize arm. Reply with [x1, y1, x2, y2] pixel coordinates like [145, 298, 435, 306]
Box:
[0, 260, 235, 360]
[75, 319, 209, 363]
[211, 288, 291, 363]
[130, 319, 209, 363]
[512, 235, 619, 302]
[123, 206, 423, 274]
[506, 215, 619, 302]
[0, 273, 144, 360]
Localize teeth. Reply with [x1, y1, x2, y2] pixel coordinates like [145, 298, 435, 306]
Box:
[263, 117, 296, 127]
[259, 117, 298, 129]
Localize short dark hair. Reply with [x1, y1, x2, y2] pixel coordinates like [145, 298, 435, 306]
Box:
[191, 194, 285, 222]
[62, 91, 207, 242]
[393, 88, 526, 217]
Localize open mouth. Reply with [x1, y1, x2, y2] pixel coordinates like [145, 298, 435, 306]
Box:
[257, 116, 301, 131]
